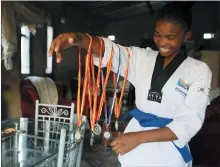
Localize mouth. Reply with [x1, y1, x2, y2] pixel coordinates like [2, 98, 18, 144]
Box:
[159, 47, 171, 54]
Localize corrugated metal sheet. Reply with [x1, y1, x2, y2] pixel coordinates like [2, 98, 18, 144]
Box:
[29, 1, 166, 25]
[69, 1, 166, 20]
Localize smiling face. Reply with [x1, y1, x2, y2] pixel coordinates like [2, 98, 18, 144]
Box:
[154, 19, 192, 58]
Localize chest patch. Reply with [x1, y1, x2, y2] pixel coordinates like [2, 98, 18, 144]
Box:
[175, 79, 189, 97]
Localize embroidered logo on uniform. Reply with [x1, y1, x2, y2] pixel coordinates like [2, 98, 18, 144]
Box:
[196, 86, 210, 96]
[175, 79, 189, 97]
[147, 89, 163, 103]
[177, 79, 189, 90]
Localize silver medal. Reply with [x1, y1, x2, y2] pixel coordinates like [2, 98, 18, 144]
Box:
[103, 131, 112, 140]
[90, 132, 94, 146]
[115, 120, 119, 131]
[75, 129, 82, 143]
[93, 123, 102, 136]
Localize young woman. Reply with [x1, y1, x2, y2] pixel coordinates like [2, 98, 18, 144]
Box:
[49, 2, 211, 166]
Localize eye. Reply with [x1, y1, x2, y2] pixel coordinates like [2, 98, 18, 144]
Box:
[167, 36, 175, 40]
[154, 32, 160, 37]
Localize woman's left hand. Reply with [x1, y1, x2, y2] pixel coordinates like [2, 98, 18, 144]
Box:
[110, 132, 141, 155]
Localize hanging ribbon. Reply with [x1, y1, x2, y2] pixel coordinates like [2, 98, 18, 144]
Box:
[76, 35, 130, 133]
[90, 37, 103, 132]
[101, 70, 108, 124]
[105, 45, 121, 126]
[114, 47, 131, 120]
[76, 34, 92, 127]
[95, 47, 114, 122]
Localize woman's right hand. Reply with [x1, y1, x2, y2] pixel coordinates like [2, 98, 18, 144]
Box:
[48, 32, 104, 63]
[48, 32, 77, 63]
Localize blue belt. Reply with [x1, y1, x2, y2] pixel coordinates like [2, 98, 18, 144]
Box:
[123, 109, 192, 163]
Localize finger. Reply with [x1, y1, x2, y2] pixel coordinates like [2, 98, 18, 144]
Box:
[55, 42, 62, 53]
[48, 41, 56, 56]
[115, 148, 122, 154]
[110, 139, 119, 147]
[119, 145, 131, 156]
[56, 51, 63, 63]
[113, 144, 123, 154]
[112, 143, 122, 152]
[54, 40, 64, 63]
[119, 147, 129, 156]
[119, 151, 125, 156]
[49, 35, 63, 56]
[117, 147, 125, 156]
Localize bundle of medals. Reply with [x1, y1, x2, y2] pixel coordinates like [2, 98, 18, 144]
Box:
[75, 34, 130, 146]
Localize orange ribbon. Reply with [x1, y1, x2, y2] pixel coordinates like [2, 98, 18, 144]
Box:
[113, 47, 131, 119]
[76, 35, 130, 131]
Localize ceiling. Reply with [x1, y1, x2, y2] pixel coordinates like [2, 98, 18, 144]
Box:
[64, 1, 166, 22]
[31, 1, 166, 23]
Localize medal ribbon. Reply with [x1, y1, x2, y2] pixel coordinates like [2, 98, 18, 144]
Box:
[113, 47, 131, 119]
[96, 47, 114, 122]
[105, 45, 121, 126]
[104, 45, 131, 126]
[77, 34, 114, 132]
[77, 35, 128, 131]
[76, 34, 92, 127]
[90, 37, 103, 131]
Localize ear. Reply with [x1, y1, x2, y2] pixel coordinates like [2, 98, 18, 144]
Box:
[184, 31, 192, 42]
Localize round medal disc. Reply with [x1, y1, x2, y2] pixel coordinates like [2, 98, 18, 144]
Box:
[103, 131, 112, 140]
[115, 120, 119, 131]
[90, 132, 95, 146]
[93, 123, 102, 136]
[75, 130, 82, 143]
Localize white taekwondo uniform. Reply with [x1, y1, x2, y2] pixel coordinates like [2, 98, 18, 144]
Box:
[93, 38, 212, 167]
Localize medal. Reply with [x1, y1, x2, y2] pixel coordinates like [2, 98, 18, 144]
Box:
[103, 131, 112, 140]
[111, 47, 130, 129]
[75, 128, 82, 143]
[102, 122, 112, 141]
[115, 119, 119, 131]
[90, 132, 95, 146]
[75, 35, 129, 144]
[93, 123, 102, 136]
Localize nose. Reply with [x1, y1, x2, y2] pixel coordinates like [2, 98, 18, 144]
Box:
[158, 37, 168, 47]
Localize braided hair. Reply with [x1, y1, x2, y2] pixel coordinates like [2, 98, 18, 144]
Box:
[156, 2, 193, 32]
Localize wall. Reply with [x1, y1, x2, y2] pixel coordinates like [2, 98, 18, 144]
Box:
[51, 9, 106, 98]
[200, 51, 220, 89]
[103, 13, 155, 46]
[192, 2, 219, 49]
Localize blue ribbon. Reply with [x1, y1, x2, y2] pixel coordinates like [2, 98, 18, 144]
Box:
[105, 45, 121, 126]
[123, 109, 192, 163]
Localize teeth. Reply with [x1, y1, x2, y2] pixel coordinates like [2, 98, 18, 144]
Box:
[160, 48, 170, 52]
